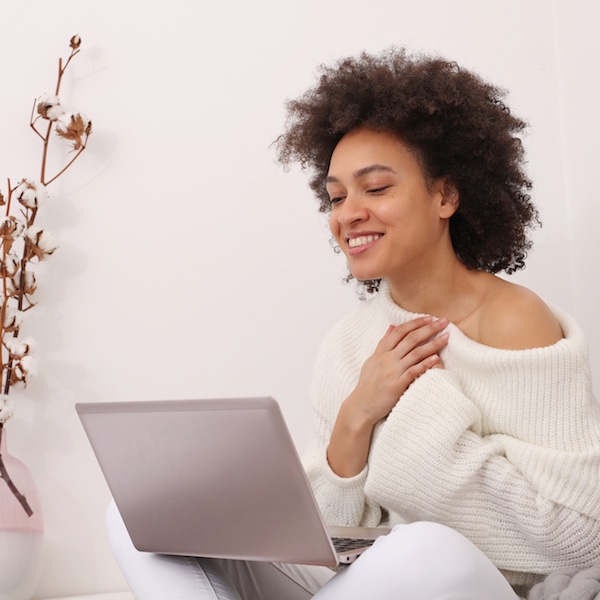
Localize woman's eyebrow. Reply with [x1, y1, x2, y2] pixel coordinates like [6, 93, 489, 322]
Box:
[325, 164, 397, 184]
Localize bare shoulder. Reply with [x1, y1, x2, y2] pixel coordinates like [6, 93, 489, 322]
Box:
[478, 280, 564, 350]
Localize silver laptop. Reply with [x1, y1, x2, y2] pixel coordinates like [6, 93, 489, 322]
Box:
[76, 396, 390, 567]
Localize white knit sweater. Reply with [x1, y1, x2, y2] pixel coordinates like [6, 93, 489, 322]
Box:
[302, 282, 600, 590]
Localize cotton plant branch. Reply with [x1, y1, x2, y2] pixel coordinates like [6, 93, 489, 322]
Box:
[0, 35, 92, 517]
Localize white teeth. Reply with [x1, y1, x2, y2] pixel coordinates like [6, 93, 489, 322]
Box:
[348, 234, 381, 248]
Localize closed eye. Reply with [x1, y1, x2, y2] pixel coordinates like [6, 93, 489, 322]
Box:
[368, 186, 391, 195]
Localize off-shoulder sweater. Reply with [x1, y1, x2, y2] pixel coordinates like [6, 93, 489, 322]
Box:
[302, 281, 600, 592]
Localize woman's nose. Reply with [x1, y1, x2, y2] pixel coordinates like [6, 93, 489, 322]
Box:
[336, 193, 368, 225]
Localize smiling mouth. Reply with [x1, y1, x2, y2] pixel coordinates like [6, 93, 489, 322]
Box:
[347, 234, 382, 248]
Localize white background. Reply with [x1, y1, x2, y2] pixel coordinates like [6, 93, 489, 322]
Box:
[0, 1, 597, 597]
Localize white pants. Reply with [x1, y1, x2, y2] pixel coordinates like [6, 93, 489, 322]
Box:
[106, 500, 519, 599]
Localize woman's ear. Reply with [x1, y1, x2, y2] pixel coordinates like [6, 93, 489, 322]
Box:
[438, 178, 460, 219]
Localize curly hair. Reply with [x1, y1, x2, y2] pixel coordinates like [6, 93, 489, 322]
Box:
[276, 47, 539, 281]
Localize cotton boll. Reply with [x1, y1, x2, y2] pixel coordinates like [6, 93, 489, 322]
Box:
[12, 355, 38, 386]
[19, 355, 37, 378]
[0, 395, 14, 423]
[1, 252, 21, 276]
[14, 269, 37, 295]
[3, 306, 25, 331]
[4, 336, 31, 358]
[25, 225, 58, 259]
[15, 179, 49, 209]
[55, 112, 92, 150]
[36, 93, 63, 121]
[0, 216, 25, 241]
[70, 34, 81, 50]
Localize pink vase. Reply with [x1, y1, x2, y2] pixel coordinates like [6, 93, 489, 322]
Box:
[0, 429, 44, 600]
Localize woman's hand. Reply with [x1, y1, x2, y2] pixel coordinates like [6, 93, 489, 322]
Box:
[327, 316, 449, 477]
[347, 316, 449, 426]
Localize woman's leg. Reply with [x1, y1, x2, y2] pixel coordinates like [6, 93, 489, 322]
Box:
[106, 499, 242, 599]
[106, 500, 334, 599]
[215, 560, 334, 599]
[313, 521, 519, 600]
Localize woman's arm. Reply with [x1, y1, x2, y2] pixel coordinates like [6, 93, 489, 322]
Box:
[302, 314, 449, 527]
[365, 364, 600, 574]
[327, 316, 449, 477]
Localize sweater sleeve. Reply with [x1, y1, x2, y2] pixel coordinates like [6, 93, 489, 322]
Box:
[301, 310, 385, 528]
[302, 409, 383, 528]
[365, 365, 600, 576]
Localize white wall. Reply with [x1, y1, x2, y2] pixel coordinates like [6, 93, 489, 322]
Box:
[0, 1, 596, 597]
[551, 0, 600, 390]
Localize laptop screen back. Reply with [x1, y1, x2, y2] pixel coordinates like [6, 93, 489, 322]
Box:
[77, 397, 338, 566]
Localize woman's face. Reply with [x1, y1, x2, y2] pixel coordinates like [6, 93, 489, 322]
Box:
[325, 128, 457, 286]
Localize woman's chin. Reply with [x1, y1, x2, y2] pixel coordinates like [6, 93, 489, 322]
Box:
[349, 269, 382, 283]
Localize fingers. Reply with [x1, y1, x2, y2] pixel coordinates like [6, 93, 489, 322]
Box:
[352, 316, 450, 426]
[379, 317, 449, 388]
[377, 316, 433, 352]
[379, 316, 449, 356]
[402, 334, 448, 374]
[399, 352, 442, 385]
[403, 329, 449, 363]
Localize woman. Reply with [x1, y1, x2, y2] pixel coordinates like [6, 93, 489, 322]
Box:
[107, 48, 600, 599]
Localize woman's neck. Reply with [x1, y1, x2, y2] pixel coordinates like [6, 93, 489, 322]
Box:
[385, 258, 492, 324]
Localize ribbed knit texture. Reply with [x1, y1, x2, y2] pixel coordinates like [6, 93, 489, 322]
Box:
[302, 281, 600, 593]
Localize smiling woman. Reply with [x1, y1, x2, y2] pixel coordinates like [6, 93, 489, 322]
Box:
[276, 47, 599, 598]
[325, 128, 458, 291]
[278, 49, 537, 280]
[105, 47, 600, 600]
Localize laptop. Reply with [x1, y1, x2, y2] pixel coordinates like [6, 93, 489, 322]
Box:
[76, 396, 390, 567]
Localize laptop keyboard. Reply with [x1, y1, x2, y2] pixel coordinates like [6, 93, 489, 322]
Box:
[332, 537, 376, 552]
